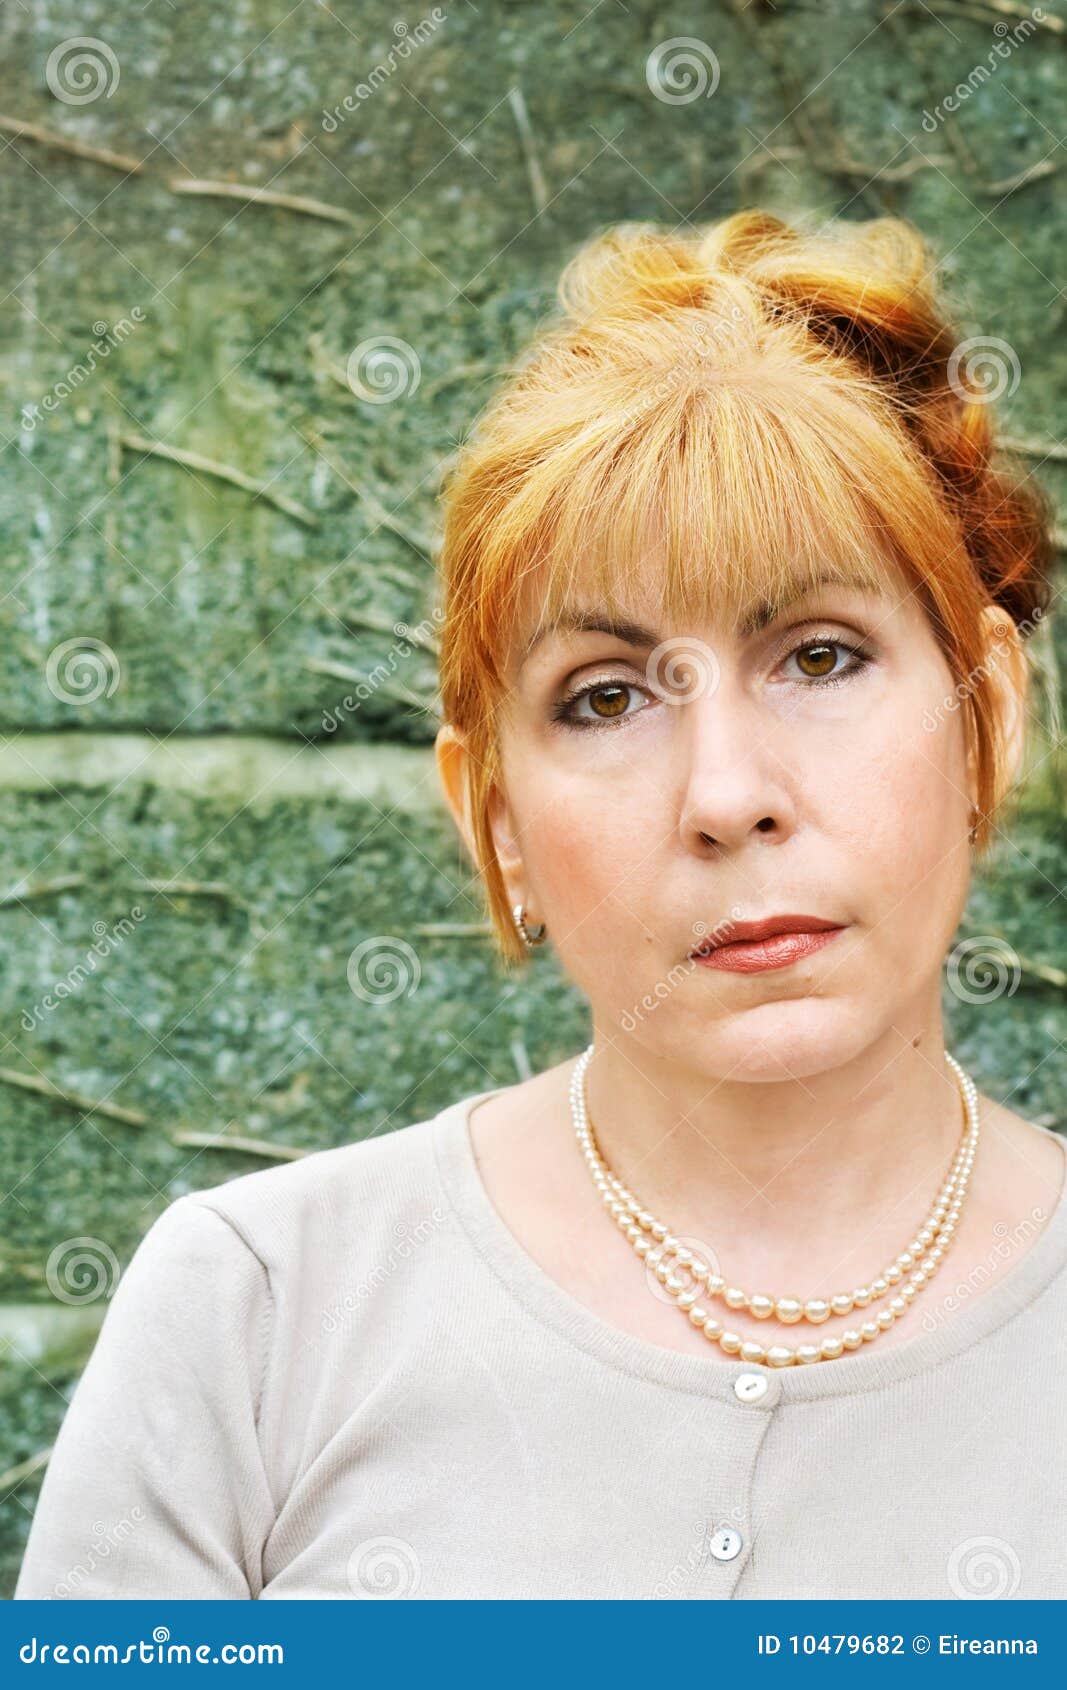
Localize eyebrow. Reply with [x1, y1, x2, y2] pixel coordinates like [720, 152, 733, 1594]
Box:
[518, 573, 881, 666]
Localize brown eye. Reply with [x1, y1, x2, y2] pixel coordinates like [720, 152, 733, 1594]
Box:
[781, 635, 871, 690]
[553, 677, 652, 729]
[587, 684, 631, 718]
[795, 643, 838, 679]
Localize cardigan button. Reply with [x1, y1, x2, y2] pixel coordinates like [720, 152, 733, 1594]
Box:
[709, 1526, 743, 1562]
[733, 1368, 780, 1407]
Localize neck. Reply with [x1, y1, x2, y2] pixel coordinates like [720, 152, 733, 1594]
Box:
[583, 1012, 969, 1294]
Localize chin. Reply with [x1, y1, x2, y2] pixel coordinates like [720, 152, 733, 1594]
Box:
[675, 999, 871, 1084]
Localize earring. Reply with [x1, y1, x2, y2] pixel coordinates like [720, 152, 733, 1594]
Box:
[968, 807, 980, 845]
[513, 902, 547, 947]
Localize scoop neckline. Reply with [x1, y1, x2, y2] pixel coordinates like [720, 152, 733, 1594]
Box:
[432, 1074, 1067, 1403]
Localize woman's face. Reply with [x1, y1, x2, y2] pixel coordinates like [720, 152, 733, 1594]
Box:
[484, 561, 986, 1082]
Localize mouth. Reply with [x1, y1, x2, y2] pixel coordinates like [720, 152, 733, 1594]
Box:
[689, 914, 846, 975]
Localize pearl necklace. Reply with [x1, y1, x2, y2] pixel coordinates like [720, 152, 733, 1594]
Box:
[569, 1045, 981, 1366]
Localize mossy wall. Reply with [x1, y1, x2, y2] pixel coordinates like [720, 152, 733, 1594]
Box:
[1, 0, 1065, 1595]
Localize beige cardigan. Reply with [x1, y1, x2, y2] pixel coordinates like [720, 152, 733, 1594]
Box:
[15, 1082, 1067, 1600]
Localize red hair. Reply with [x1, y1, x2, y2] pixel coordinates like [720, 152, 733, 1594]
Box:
[435, 211, 1055, 966]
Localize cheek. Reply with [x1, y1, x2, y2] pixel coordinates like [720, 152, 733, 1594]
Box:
[514, 771, 661, 963]
[829, 687, 972, 963]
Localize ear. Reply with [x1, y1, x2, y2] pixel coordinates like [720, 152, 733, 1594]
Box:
[434, 723, 529, 906]
[434, 722, 475, 857]
[970, 603, 1030, 805]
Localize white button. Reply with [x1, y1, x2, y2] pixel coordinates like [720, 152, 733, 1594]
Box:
[709, 1526, 743, 1562]
[734, 1370, 769, 1403]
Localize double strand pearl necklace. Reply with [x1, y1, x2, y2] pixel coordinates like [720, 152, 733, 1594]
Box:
[569, 1045, 981, 1367]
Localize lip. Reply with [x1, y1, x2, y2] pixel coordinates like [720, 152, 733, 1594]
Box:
[690, 915, 846, 975]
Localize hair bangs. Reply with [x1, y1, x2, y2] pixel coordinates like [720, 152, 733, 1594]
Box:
[488, 367, 938, 660]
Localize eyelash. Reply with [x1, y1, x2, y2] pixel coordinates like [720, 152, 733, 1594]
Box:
[551, 635, 872, 731]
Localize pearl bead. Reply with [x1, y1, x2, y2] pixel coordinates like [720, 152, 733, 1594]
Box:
[803, 1298, 831, 1324]
[568, 1041, 980, 1376]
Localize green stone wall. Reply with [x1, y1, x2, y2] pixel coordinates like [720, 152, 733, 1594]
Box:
[1, 0, 1064, 1595]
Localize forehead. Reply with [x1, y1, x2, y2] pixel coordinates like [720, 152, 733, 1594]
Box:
[509, 544, 910, 669]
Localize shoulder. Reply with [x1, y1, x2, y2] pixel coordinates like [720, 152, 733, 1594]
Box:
[976, 1093, 1066, 1191]
[174, 1106, 453, 1276]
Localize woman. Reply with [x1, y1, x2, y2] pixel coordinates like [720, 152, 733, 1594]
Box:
[16, 211, 1066, 1602]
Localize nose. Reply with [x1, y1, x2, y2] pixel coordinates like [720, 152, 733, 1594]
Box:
[676, 677, 797, 853]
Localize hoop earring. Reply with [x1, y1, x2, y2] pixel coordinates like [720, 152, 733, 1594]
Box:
[513, 902, 547, 948]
